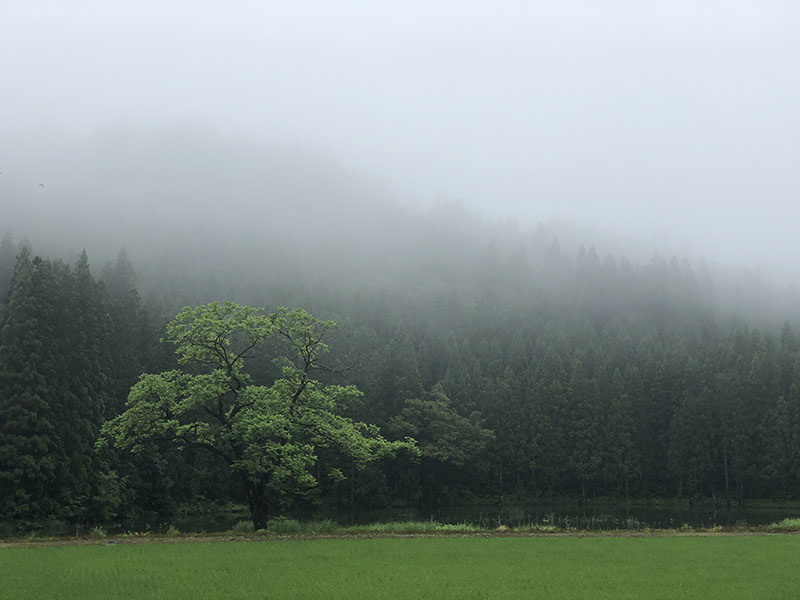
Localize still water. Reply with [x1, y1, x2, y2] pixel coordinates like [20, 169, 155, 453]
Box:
[175, 500, 800, 532]
[317, 502, 800, 530]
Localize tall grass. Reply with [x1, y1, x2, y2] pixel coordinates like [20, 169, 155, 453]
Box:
[768, 517, 800, 530]
[252, 519, 484, 535]
[342, 520, 481, 534]
[220, 518, 572, 536]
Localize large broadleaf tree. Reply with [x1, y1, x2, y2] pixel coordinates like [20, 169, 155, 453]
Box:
[100, 302, 415, 529]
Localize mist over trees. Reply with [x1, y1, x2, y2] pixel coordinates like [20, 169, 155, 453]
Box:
[2, 125, 800, 533]
[3, 124, 798, 321]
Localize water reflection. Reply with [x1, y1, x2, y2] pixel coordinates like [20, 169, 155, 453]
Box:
[315, 502, 800, 530]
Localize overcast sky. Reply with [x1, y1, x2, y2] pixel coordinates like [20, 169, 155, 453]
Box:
[2, 1, 799, 273]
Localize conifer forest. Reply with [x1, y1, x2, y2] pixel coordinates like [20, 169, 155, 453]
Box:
[3, 174, 800, 533]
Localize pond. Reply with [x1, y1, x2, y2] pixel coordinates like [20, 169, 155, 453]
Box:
[315, 501, 800, 530]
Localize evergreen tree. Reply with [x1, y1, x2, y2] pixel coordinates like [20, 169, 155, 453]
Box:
[567, 357, 605, 500]
[668, 390, 714, 498]
[0, 250, 62, 525]
[0, 249, 116, 527]
[528, 346, 570, 494]
[0, 232, 14, 310]
[56, 250, 112, 522]
[605, 368, 638, 500]
[102, 249, 148, 415]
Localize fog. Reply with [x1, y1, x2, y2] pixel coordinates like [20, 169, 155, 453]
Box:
[2, 1, 800, 280]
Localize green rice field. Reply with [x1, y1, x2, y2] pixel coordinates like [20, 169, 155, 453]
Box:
[2, 535, 799, 599]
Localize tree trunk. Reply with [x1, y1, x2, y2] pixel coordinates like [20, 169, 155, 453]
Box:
[350, 459, 356, 525]
[498, 458, 503, 498]
[244, 480, 272, 530]
[625, 475, 629, 505]
[722, 440, 730, 504]
[419, 456, 425, 503]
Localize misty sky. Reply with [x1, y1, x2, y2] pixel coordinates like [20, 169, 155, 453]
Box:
[2, 1, 799, 273]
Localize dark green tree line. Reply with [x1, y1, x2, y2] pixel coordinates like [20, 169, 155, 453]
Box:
[3, 234, 800, 533]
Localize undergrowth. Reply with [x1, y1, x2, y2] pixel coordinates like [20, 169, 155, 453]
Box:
[768, 517, 800, 530]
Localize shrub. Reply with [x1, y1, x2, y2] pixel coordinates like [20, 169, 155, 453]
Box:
[38, 519, 71, 538]
[437, 523, 481, 533]
[231, 520, 255, 534]
[265, 517, 302, 534]
[768, 517, 800, 530]
[304, 519, 338, 534]
[90, 526, 107, 538]
[515, 523, 556, 533]
[349, 521, 482, 534]
[372, 521, 440, 533]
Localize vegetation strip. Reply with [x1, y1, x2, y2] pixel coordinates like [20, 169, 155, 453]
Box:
[2, 518, 798, 548]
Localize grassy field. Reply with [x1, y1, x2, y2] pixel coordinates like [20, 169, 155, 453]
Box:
[2, 535, 799, 599]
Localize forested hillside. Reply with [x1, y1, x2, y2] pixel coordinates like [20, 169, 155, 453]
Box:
[2, 193, 800, 533]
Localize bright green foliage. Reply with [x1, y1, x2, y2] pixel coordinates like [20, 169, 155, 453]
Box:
[100, 302, 415, 529]
[768, 517, 800, 529]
